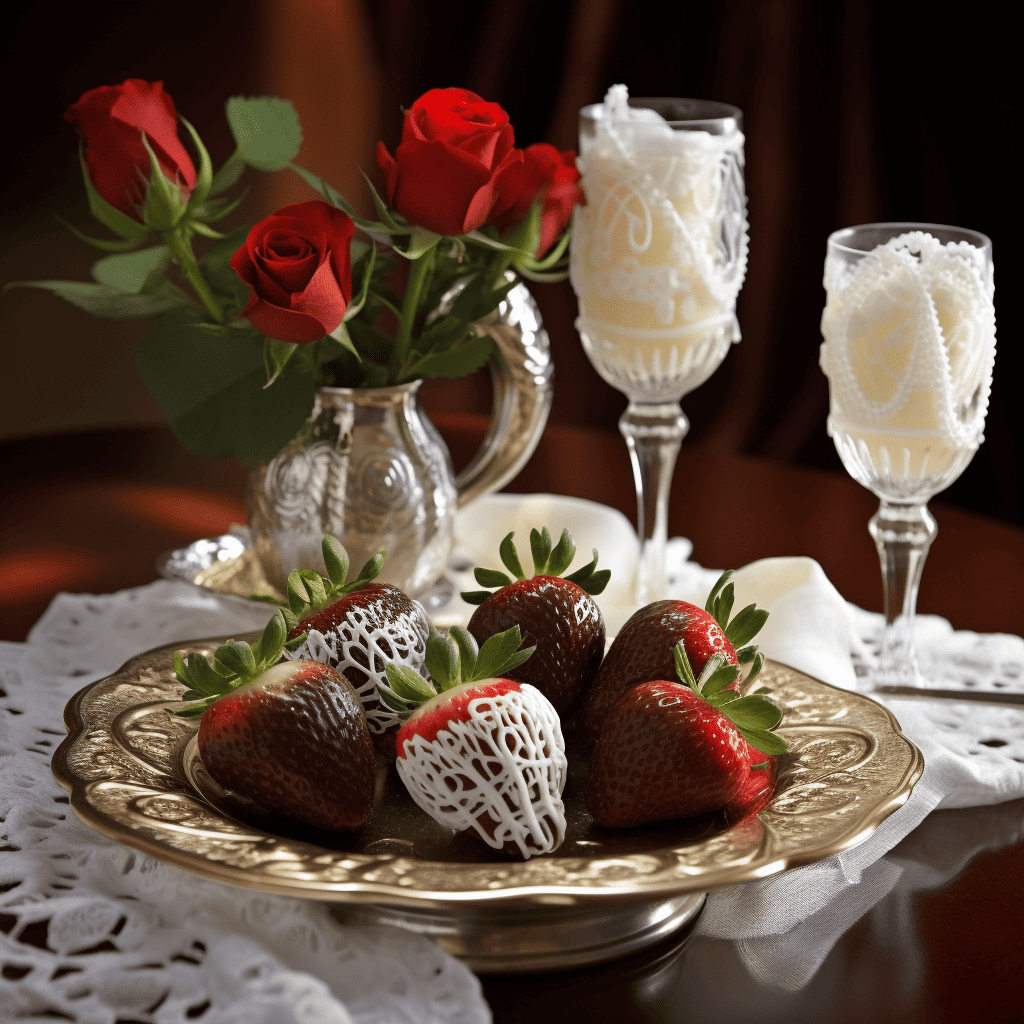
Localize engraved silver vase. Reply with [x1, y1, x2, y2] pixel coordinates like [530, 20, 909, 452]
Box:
[246, 281, 553, 597]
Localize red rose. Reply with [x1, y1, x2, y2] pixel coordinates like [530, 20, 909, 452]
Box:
[376, 88, 524, 236]
[230, 201, 355, 344]
[496, 144, 584, 257]
[65, 80, 197, 221]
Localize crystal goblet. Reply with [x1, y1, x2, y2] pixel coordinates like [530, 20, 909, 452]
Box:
[820, 223, 996, 690]
[570, 92, 748, 604]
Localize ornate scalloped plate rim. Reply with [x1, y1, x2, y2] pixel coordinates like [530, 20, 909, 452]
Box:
[52, 642, 925, 908]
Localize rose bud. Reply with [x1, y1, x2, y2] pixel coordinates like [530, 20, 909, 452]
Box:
[65, 79, 197, 221]
[377, 87, 525, 237]
[230, 200, 355, 344]
[495, 144, 585, 257]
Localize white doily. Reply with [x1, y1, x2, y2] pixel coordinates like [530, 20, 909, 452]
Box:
[0, 582, 489, 1024]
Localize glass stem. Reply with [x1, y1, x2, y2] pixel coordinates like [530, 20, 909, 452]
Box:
[619, 401, 688, 605]
[868, 500, 937, 687]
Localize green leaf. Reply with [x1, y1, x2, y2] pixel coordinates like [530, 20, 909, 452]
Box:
[425, 632, 459, 690]
[547, 529, 576, 577]
[738, 728, 788, 756]
[290, 162, 361, 220]
[385, 663, 436, 703]
[702, 662, 740, 695]
[726, 605, 770, 648]
[91, 245, 171, 294]
[474, 625, 532, 681]
[448, 626, 479, 677]
[210, 151, 246, 195]
[7, 279, 186, 319]
[193, 189, 249, 224]
[498, 532, 525, 580]
[341, 240, 376, 323]
[137, 308, 316, 464]
[140, 133, 189, 230]
[321, 536, 350, 587]
[578, 569, 611, 595]
[723, 694, 783, 733]
[180, 118, 213, 213]
[673, 642, 699, 693]
[406, 331, 493, 381]
[263, 336, 299, 387]
[214, 641, 257, 679]
[226, 96, 303, 172]
[392, 226, 441, 260]
[255, 611, 287, 667]
[474, 567, 512, 589]
[713, 583, 735, 633]
[530, 528, 552, 576]
[460, 590, 491, 605]
[354, 552, 386, 585]
[744, 652, 765, 688]
[55, 215, 144, 253]
[705, 570, 733, 616]
[78, 148, 150, 242]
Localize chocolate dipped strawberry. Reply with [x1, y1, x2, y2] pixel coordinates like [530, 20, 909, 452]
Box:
[585, 643, 786, 827]
[461, 527, 609, 715]
[581, 570, 768, 740]
[382, 625, 568, 859]
[260, 536, 431, 742]
[173, 612, 376, 831]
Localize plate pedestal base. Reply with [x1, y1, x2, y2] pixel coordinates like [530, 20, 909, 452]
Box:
[328, 892, 707, 973]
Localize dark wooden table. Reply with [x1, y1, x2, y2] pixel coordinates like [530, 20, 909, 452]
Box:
[2, 418, 1022, 1023]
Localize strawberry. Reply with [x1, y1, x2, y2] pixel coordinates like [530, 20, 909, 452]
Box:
[461, 527, 610, 715]
[258, 536, 431, 744]
[382, 625, 568, 859]
[585, 644, 786, 827]
[173, 612, 376, 831]
[580, 570, 768, 740]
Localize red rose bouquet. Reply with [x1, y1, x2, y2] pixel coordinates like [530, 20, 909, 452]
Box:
[8, 81, 582, 464]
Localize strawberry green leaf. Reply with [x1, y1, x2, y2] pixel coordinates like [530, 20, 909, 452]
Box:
[672, 642, 700, 695]
[377, 684, 414, 714]
[355, 552, 386, 583]
[726, 605, 769, 648]
[214, 641, 257, 678]
[738, 728, 788, 756]
[498, 532, 526, 580]
[713, 583, 735, 633]
[256, 611, 287, 666]
[474, 567, 513, 589]
[322, 535, 350, 588]
[547, 529, 575, 577]
[474, 625, 533, 680]
[723, 695, 783, 732]
[736, 645, 758, 664]
[705, 571, 732, 615]
[702, 662, 740, 695]
[743, 652, 765, 688]
[448, 626, 479, 677]
[460, 590, 491, 605]
[579, 569, 611, 595]
[385, 663, 436, 703]
[530, 527, 553, 574]
[425, 631, 460, 691]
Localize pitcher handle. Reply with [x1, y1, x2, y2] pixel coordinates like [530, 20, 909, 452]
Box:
[455, 280, 554, 508]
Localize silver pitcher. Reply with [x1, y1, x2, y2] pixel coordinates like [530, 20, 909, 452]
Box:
[246, 281, 553, 597]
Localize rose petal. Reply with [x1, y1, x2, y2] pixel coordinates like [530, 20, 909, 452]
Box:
[241, 294, 334, 345]
[288, 255, 348, 333]
[389, 138, 492, 236]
